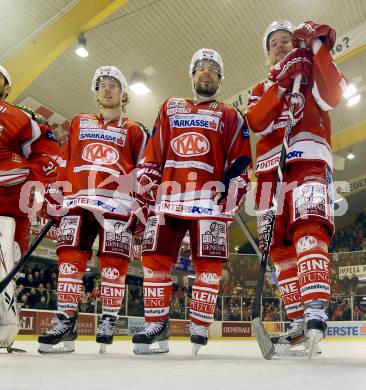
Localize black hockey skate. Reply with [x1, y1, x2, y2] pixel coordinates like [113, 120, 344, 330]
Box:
[271, 318, 322, 357]
[132, 320, 169, 355]
[190, 322, 208, 355]
[271, 318, 309, 357]
[306, 318, 327, 359]
[303, 302, 328, 359]
[38, 313, 77, 354]
[96, 314, 117, 354]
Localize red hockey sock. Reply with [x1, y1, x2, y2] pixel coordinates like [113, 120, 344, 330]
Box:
[57, 249, 88, 317]
[143, 277, 173, 322]
[297, 250, 331, 303]
[190, 274, 219, 326]
[276, 262, 303, 319]
[100, 257, 128, 317]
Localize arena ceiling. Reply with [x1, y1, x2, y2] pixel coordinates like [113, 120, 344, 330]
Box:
[1, 0, 366, 248]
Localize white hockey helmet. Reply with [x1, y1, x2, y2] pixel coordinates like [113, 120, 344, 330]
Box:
[91, 65, 127, 94]
[0, 65, 11, 86]
[263, 20, 295, 54]
[189, 48, 224, 79]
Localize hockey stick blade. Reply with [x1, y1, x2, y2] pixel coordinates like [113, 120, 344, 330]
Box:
[252, 317, 275, 360]
[0, 219, 55, 293]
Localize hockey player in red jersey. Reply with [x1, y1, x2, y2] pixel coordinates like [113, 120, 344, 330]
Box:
[0, 65, 62, 352]
[246, 20, 347, 356]
[38, 66, 149, 354]
[131, 49, 251, 355]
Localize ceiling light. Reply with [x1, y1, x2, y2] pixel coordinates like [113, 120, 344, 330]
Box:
[343, 83, 357, 99]
[129, 81, 151, 95]
[129, 72, 151, 95]
[75, 33, 89, 58]
[347, 94, 361, 107]
[346, 150, 355, 160]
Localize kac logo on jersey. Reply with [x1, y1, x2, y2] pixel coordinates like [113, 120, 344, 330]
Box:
[82, 142, 119, 165]
[59, 263, 78, 275]
[101, 267, 120, 280]
[171, 132, 210, 157]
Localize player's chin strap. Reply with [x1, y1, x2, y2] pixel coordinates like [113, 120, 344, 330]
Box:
[251, 43, 306, 360]
[0, 219, 55, 294]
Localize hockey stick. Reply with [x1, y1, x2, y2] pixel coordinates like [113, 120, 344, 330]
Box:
[0, 219, 55, 293]
[234, 213, 271, 272]
[252, 72, 303, 360]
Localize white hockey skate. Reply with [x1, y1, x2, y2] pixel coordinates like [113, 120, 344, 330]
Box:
[38, 313, 77, 354]
[190, 322, 208, 356]
[132, 320, 169, 355]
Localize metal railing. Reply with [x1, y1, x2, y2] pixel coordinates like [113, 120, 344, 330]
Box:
[15, 285, 366, 322]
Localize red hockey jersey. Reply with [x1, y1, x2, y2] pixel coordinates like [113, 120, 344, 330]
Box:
[141, 98, 251, 220]
[0, 101, 61, 186]
[60, 114, 148, 217]
[246, 44, 347, 175]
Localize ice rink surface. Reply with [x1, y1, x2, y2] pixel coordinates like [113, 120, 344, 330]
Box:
[1, 340, 365, 390]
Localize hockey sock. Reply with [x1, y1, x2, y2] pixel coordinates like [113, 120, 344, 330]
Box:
[57, 249, 88, 317]
[190, 273, 220, 327]
[100, 257, 128, 317]
[297, 249, 331, 303]
[142, 255, 173, 322]
[293, 224, 331, 304]
[143, 277, 173, 322]
[276, 261, 303, 320]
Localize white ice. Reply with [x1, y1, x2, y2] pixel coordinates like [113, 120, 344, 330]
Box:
[1, 340, 365, 390]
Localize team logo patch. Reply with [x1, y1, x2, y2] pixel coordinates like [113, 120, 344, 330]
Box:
[293, 183, 327, 221]
[171, 132, 210, 157]
[101, 267, 120, 280]
[296, 236, 317, 252]
[142, 216, 159, 252]
[59, 263, 78, 275]
[103, 220, 132, 257]
[167, 98, 186, 108]
[198, 220, 227, 258]
[82, 142, 119, 165]
[57, 216, 80, 248]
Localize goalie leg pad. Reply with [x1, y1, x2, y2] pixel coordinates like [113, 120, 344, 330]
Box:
[0, 217, 21, 349]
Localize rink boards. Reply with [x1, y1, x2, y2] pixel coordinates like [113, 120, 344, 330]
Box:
[16, 309, 366, 341]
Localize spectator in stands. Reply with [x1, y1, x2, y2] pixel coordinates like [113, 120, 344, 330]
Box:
[34, 296, 48, 310]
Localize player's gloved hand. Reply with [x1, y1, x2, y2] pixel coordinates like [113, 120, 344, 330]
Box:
[41, 182, 67, 224]
[135, 162, 161, 206]
[292, 20, 336, 50]
[268, 48, 312, 90]
[216, 175, 249, 215]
